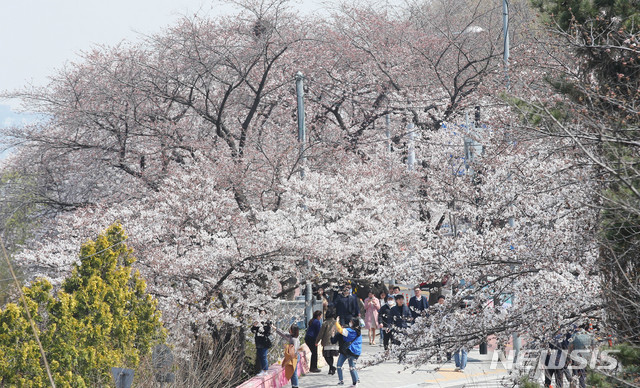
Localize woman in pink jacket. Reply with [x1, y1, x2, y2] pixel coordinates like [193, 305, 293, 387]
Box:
[363, 291, 381, 345]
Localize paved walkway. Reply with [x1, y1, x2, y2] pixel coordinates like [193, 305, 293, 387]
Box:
[285, 343, 510, 388]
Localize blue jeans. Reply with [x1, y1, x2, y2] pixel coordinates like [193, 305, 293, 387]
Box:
[256, 347, 268, 371]
[454, 348, 468, 370]
[291, 353, 300, 387]
[337, 353, 359, 385]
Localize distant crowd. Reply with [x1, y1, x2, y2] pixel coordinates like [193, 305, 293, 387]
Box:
[251, 282, 600, 388]
[250, 283, 452, 388]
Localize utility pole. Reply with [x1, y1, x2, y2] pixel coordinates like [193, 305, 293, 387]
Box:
[295, 71, 313, 325]
[296, 72, 307, 179]
[464, 107, 484, 176]
[472, 106, 489, 356]
[503, 0, 510, 90]
[464, 112, 473, 176]
[385, 113, 396, 289]
[502, 0, 520, 362]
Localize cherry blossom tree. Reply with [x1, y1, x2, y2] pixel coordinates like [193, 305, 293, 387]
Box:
[0, 0, 605, 378]
[384, 122, 601, 369]
[511, 0, 640, 348]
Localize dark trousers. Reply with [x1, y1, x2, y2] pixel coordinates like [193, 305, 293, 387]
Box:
[256, 347, 269, 371]
[544, 367, 570, 388]
[323, 349, 338, 371]
[573, 368, 587, 388]
[389, 329, 401, 346]
[544, 351, 570, 388]
[305, 337, 318, 370]
[383, 330, 392, 349]
[324, 352, 334, 369]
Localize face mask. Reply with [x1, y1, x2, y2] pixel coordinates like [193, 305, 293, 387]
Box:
[388, 301, 395, 307]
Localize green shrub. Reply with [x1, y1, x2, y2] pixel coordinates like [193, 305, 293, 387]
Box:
[587, 370, 613, 388]
[0, 223, 166, 386]
[520, 376, 542, 388]
[610, 343, 640, 368]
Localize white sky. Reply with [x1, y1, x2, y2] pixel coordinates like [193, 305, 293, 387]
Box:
[0, 0, 326, 109]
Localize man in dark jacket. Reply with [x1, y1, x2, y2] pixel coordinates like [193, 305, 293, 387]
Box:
[544, 331, 571, 388]
[389, 295, 412, 345]
[409, 287, 429, 319]
[378, 295, 395, 350]
[334, 286, 360, 325]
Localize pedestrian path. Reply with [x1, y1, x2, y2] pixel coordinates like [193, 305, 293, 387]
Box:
[284, 343, 510, 388]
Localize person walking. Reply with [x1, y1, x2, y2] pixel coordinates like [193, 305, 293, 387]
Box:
[378, 291, 388, 345]
[390, 286, 401, 298]
[378, 291, 387, 307]
[379, 295, 395, 350]
[317, 310, 339, 375]
[409, 287, 429, 319]
[335, 286, 360, 325]
[544, 332, 571, 388]
[454, 347, 468, 372]
[274, 324, 301, 388]
[453, 301, 469, 372]
[335, 317, 363, 387]
[364, 291, 381, 345]
[357, 297, 365, 319]
[304, 310, 323, 373]
[251, 311, 272, 376]
[389, 295, 411, 346]
[569, 324, 593, 388]
[316, 287, 329, 319]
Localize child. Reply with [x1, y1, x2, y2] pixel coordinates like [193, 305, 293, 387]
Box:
[274, 324, 301, 388]
[335, 317, 362, 387]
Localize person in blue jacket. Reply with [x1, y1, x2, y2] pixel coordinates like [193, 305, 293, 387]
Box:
[304, 310, 323, 373]
[335, 317, 362, 387]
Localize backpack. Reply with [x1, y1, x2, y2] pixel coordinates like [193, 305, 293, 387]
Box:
[263, 335, 272, 349]
[339, 337, 356, 357]
[253, 323, 272, 349]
